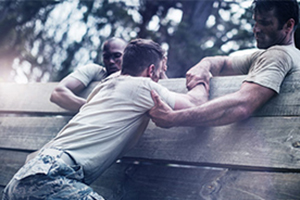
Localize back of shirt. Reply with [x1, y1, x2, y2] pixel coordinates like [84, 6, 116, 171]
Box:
[43, 75, 175, 184]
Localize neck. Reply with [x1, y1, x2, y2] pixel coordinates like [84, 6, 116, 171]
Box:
[285, 31, 296, 46]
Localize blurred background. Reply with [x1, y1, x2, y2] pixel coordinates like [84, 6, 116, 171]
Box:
[1, 0, 300, 83]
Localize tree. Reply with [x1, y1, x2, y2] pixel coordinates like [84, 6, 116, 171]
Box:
[0, 0, 58, 82]
[0, 0, 258, 82]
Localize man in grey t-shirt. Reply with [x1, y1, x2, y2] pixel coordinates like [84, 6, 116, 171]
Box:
[149, 0, 300, 128]
[50, 37, 127, 112]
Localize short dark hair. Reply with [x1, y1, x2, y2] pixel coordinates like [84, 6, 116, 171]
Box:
[121, 38, 165, 76]
[253, 0, 299, 29]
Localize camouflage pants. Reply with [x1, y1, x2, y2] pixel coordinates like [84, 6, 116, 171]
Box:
[2, 149, 104, 200]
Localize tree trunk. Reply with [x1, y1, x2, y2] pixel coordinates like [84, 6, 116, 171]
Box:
[167, 0, 216, 78]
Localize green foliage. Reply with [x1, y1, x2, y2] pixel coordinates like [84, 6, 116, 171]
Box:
[2, 0, 295, 82]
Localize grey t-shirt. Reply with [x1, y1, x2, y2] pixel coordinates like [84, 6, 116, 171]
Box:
[231, 45, 300, 93]
[70, 63, 107, 86]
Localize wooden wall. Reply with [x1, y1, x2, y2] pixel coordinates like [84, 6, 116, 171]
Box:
[1, 75, 300, 199]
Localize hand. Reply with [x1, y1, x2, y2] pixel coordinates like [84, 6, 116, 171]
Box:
[149, 90, 175, 128]
[186, 62, 212, 91]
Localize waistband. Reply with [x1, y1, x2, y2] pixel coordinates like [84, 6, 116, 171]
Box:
[39, 148, 76, 166]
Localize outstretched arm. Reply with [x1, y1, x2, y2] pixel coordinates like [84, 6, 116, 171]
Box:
[186, 56, 239, 90]
[50, 76, 87, 112]
[150, 82, 276, 128]
[172, 83, 209, 110]
[149, 82, 209, 128]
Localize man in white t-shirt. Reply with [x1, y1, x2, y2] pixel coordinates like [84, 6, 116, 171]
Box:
[2, 39, 208, 200]
[149, 0, 300, 128]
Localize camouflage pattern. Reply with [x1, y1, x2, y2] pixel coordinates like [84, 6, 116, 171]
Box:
[2, 149, 104, 200]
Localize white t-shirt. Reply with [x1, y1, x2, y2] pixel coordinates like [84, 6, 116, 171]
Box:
[231, 45, 300, 93]
[43, 75, 176, 184]
[70, 64, 107, 86]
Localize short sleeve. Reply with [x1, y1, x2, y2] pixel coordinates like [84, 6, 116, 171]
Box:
[231, 49, 265, 74]
[148, 81, 176, 109]
[244, 47, 292, 93]
[70, 64, 107, 86]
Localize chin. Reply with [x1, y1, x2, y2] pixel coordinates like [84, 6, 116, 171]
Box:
[256, 43, 268, 49]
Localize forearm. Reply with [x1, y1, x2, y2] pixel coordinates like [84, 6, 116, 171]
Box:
[192, 57, 222, 76]
[186, 56, 232, 90]
[171, 92, 250, 127]
[186, 84, 209, 106]
[151, 82, 275, 128]
[50, 88, 86, 112]
[171, 82, 276, 127]
[173, 84, 209, 110]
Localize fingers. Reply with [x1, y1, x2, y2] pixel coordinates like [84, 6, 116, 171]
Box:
[151, 90, 161, 106]
[186, 80, 197, 91]
[150, 118, 171, 129]
[186, 69, 212, 91]
[186, 72, 195, 90]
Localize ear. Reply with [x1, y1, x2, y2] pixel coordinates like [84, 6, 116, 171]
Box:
[147, 64, 155, 78]
[285, 18, 295, 33]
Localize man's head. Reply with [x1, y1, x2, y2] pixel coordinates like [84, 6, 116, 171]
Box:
[121, 38, 166, 82]
[102, 37, 127, 75]
[252, 0, 299, 49]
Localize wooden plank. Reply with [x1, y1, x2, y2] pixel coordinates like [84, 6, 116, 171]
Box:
[109, 164, 300, 200]
[0, 82, 68, 114]
[1, 115, 300, 171]
[209, 74, 300, 116]
[0, 82, 96, 115]
[0, 116, 71, 150]
[1, 150, 299, 200]
[152, 74, 300, 116]
[126, 116, 300, 170]
[1, 74, 300, 116]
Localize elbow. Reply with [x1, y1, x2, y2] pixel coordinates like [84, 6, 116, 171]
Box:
[190, 92, 209, 107]
[50, 95, 58, 104]
[50, 91, 56, 103]
[238, 106, 253, 121]
[50, 87, 62, 104]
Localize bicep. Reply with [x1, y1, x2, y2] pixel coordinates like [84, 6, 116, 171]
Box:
[238, 81, 276, 114]
[218, 57, 241, 76]
[58, 76, 86, 94]
[172, 92, 195, 110]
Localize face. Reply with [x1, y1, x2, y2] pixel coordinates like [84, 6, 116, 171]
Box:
[102, 40, 125, 75]
[253, 9, 289, 49]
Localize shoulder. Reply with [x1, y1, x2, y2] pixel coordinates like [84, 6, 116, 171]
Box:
[117, 76, 168, 93]
[265, 45, 297, 56]
[120, 76, 159, 87]
[261, 45, 296, 63]
[76, 63, 106, 73]
[231, 49, 265, 65]
[70, 63, 107, 85]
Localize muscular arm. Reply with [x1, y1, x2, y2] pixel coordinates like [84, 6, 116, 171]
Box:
[50, 76, 87, 112]
[172, 83, 209, 110]
[186, 56, 240, 90]
[150, 82, 276, 128]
